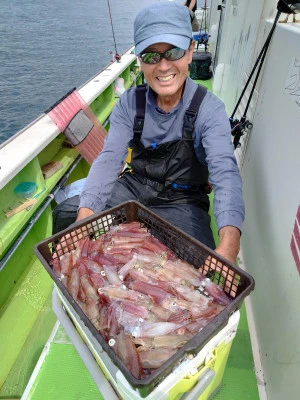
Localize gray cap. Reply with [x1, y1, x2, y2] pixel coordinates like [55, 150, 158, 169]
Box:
[134, 2, 192, 56]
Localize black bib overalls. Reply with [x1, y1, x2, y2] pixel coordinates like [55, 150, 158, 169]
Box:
[105, 84, 215, 248]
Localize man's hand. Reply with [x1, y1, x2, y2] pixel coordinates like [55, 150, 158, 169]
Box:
[215, 225, 241, 265]
[204, 226, 241, 298]
[76, 207, 94, 222]
[53, 207, 95, 258]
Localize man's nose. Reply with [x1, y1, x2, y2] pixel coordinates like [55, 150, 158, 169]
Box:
[158, 57, 172, 69]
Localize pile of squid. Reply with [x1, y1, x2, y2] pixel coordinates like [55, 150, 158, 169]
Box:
[51, 222, 231, 379]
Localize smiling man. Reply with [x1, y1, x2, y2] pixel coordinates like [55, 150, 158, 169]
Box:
[61, 1, 244, 264]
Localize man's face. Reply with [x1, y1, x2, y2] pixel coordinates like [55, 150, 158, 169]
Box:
[140, 42, 194, 107]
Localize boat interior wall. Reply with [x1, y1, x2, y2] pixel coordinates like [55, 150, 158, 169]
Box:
[211, 1, 289, 108]
[209, 0, 268, 114]
[240, 21, 300, 400]
[0, 144, 79, 260]
[0, 207, 56, 395]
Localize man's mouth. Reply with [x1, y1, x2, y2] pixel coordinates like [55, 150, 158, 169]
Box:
[157, 74, 175, 82]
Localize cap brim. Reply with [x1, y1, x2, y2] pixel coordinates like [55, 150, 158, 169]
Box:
[135, 34, 191, 55]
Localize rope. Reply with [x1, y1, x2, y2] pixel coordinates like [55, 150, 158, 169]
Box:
[106, 0, 121, 62]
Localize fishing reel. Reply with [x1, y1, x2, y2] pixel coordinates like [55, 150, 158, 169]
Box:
[198, 30, 210, 46]
[230, 117, 253, 149]
[109, 51, 121, 63]
[114, 53, 121, 62]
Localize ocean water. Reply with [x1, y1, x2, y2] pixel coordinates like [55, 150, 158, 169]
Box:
[0, 0, 173, 144]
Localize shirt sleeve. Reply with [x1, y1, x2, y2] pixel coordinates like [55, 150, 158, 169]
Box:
[79, 90, 135, 212]
[194, 92, 245, 232]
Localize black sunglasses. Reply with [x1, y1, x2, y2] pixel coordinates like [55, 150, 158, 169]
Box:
[139, 47, 186, 64]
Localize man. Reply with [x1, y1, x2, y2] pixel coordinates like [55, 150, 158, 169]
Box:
[184, 0, 199, 32]
[184, 0, 197, 13]
[56, 2, 244, 265]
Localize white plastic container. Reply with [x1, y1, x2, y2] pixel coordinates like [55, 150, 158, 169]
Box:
[53, 288, 240, 400]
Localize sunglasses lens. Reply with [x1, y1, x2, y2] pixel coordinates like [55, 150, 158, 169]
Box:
[165, 48, 185, 61]
[140, 52, 160, 64]
[139, 48, 186, 64]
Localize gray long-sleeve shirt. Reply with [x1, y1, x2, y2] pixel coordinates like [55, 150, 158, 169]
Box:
[79, 77, 245, 232]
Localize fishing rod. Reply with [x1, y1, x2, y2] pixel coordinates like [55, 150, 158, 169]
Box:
[230, 0, 300, 149]
[197, 0, 209, 52]
[106, 0, 121, 62]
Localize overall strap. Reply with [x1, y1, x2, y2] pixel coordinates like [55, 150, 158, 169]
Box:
[183, 85, 207, 135]
[133, 84, 147, 142]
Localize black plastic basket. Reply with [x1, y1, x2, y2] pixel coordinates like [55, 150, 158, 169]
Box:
[34, 200, 255, 397]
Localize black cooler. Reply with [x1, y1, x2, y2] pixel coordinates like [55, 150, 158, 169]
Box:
[189, 52, 212, 80]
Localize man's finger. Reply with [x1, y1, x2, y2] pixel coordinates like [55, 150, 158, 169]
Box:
[203, 255, 239, 298]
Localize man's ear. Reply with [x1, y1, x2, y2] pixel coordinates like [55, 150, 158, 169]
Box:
[188, 41, 195, 64]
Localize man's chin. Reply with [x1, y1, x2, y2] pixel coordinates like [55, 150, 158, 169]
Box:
[155, 85, 177, 98]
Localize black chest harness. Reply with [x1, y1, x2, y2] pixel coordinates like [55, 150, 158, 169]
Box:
[128, 84, 211, 209]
